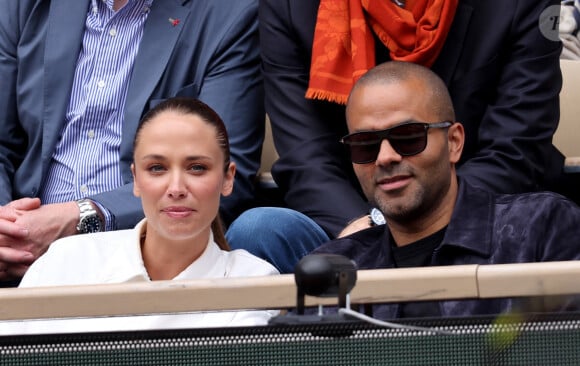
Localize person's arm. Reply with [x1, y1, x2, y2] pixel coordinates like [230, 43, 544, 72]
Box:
[0, 4, 123, 273]
[259, 0, 369, 238]
[456, 0, 563, 193]
[0, 198, 76, 283]
[89, 183, 143, 231]
[0, 2, 53, 280]
[0, 0, 28, 205]
[338, 215, 373, 238]
[194, 0, 265, 225]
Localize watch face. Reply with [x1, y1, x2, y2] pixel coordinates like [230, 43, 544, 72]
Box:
[370, 207, 386, 226]
[79, 215, 103, 234]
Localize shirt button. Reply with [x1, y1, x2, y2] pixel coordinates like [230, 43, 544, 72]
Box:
[109, 28, 117, 37]
[80, 185, 88, 194]
[88, 130, 95, 138]
[97, 80, 106, 89]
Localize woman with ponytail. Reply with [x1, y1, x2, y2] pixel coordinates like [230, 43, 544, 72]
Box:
[5, 98, 279, 335]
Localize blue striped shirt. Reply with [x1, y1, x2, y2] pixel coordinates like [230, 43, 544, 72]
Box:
[40, 0, 153, 229]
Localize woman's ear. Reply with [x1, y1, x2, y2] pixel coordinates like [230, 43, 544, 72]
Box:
[448, 122, 465, 164]
[221, 162, 236, 197]
[131, 163, 141, 197]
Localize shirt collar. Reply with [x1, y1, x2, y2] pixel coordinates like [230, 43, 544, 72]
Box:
[102, 219, 225, 283]
[173, 235, 226, 280]
[440, 178, 494, 257]
[91, 0, 154, 14]
[101, 219, 150, 283]
[379, 178, 494, 259]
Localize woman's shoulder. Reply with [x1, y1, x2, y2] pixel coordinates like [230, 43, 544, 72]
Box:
[19, 229, 137, 287]
[223, 249, 280, 276]
[49, 229, 134, 255]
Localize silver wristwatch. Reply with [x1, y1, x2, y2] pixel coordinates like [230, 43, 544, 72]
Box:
[76, 199, 103, 234]
[369, 207, 386, 226]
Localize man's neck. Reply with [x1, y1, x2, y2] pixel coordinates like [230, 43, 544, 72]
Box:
[113, 0, 129, 11]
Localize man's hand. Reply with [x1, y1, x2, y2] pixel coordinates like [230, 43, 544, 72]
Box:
[0, 197, 40, 237]
[0, 200, 79, 281]
[337, 215, 372, 238]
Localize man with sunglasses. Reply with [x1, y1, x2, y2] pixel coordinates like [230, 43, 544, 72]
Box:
[311, 61, 580, 318]
[227, 0, 565, 274]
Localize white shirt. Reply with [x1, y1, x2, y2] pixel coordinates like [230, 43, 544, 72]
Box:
[1, 220, 279, 335]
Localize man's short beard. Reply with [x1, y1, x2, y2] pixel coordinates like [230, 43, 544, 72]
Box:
[374, 190, 423, 224]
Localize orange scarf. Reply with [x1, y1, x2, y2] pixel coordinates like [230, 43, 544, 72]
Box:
[306, 0, 458, 104]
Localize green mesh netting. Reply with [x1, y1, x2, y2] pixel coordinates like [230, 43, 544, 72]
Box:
[1, 313, 579, 366]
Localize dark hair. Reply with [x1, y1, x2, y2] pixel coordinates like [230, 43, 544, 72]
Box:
[134, 97, 231, 251]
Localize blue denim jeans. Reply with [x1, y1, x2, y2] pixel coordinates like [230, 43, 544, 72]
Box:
[226, 207, 330, 273]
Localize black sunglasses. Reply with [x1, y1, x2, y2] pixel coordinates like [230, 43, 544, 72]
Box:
[340, 121, 453, 164]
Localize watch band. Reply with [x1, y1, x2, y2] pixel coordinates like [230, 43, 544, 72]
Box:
[76, 199, 103, 234]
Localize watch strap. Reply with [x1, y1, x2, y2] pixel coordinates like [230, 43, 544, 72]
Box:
[76, 199, 102, 233]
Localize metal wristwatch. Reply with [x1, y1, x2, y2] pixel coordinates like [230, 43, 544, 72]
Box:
[369, 207, 386, 226]
[76, 199, 103, 234]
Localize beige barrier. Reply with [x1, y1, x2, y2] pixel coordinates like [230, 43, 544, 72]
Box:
[1, 261, 580, 321]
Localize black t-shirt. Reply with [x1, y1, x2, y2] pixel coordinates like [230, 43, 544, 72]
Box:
[390, 227, 447, 318]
